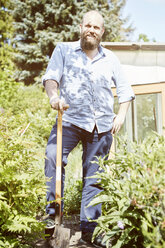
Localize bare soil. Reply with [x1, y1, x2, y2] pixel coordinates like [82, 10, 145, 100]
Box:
[34, 215, 95, 248]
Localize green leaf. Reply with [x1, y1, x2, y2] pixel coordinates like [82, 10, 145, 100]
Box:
[88, 194, 111, 207]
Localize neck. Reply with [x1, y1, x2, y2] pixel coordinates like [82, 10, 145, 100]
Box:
[83, 47, 99, 60]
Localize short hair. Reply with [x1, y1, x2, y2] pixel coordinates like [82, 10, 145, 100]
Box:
[82, 10, 104, 28]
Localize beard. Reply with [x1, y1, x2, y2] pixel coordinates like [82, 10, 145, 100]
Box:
[80, 32, 101, 50]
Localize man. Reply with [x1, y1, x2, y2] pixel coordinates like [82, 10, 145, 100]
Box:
[42, 10, 134, 247]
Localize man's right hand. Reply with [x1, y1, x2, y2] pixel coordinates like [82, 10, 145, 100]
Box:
[50, 96, 69, 114]
[44, 79, 69, 113]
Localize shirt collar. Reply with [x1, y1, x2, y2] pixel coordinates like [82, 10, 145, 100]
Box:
[74, 40, 81, 51]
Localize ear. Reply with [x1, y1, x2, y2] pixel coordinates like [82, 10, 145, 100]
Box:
[101, 27, 105, 36]
[79, 24, 82, 33]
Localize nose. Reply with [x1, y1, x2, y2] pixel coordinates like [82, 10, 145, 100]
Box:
[89, 26, 95, 33]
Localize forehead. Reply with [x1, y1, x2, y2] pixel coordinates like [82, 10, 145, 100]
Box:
[83, 13, 104, 27]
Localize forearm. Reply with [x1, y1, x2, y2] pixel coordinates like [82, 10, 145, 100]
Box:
[44, 79, 69, 112]
[44, 79, 59, 100]
[117, 101, 131, 121]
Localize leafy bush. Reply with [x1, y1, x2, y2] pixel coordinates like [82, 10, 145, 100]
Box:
[89, 134, 165, 248]
[64, 142, 83, 216]
[0, 114, 47, 247]
[0, 66, 83, 246]
[64, 178, 82, 216]
[0, 68, 54, 247]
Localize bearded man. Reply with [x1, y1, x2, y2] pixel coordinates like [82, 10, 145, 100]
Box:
[42, 10, 134, 247]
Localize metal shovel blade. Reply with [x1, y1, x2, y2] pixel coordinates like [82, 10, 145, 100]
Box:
[54, 225, 71, 248]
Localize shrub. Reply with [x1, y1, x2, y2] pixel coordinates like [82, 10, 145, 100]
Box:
[89, 134, 165, 248]
[64, 143, 83, 215]
[64, 178, 82, 216]
[0, 70, 53, 247]
[0, 114, 46, 247]
[0, 67, 83, 246]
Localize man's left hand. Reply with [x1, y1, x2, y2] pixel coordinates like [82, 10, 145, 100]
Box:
[111, 101, 131, 134]
[111, 114, 125, 134]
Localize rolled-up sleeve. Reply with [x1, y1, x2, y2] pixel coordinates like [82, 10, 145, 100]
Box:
[42, 43, 64, 85]
[112, 56, 135, 103]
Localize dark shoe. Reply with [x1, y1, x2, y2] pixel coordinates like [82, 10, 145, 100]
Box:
[43, 216, 55, 229]
[81, 231, 106, 248]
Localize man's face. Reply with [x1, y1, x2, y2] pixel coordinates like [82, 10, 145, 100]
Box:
[80, 13, 104, 50]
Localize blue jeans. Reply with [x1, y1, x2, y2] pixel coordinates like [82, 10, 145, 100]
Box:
[45, 121, 112, 232]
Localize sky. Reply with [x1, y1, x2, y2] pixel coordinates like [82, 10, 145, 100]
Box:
[123, 0, 165, 42]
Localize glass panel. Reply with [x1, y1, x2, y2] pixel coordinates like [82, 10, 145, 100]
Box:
[136, 94, 157, 141]
[114, 93, 160, 151]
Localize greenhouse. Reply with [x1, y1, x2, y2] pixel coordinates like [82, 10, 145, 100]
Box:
[102, 42, 165, 145]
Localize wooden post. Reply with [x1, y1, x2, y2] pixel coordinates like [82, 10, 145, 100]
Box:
[162, 88, 165, 135]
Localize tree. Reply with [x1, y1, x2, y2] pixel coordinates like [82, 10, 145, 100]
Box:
[0, 0, 14, 71]
[0, 0, 13, 43]
[138, 33, 156, 42]
[10, 0, 134, 85]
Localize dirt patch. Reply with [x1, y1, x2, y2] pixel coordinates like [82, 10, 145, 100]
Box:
[35, 215, 95, 248]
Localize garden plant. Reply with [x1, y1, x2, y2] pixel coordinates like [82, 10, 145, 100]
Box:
[0, 66, 82, 247]
[0, 69, 51, 247]
[89, 135, 165, 248]
[1, 70, 165, 247]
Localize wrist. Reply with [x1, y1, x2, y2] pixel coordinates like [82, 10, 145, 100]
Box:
[49, 95, 59, 104]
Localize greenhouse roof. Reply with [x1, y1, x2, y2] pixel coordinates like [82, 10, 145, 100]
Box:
[101, 42, 165, 51]
[102, 42, 165, 85]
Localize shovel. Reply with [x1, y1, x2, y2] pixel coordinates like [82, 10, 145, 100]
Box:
[53, 109, 71, 248]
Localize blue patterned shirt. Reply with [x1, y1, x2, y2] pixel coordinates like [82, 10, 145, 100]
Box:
[42, 41, 135, 133]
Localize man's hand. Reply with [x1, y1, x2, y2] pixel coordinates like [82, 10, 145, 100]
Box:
[44, 80, 69, 114]
[50, 96, 69, 114]
[111, 114, 125, 134]
[111, 101, 131, 134]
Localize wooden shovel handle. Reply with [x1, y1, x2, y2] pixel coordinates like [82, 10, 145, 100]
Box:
[55, 110, 62, 224]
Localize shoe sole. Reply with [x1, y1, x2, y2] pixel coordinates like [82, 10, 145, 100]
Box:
[45, 225, 55, 229]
